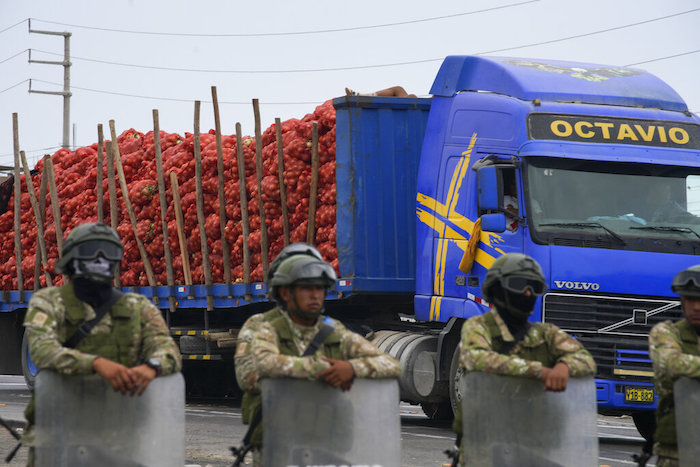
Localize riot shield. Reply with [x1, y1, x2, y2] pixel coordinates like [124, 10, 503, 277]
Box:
[461, 372, 597, 467]
[262, 378, 400, 467]
[34, 371, 185, 467]
[674, 377, 700, 467]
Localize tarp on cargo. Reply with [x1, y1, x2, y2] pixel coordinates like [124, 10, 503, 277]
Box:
[34, 371, 185, 467]
[461, 372, 598, 467]
[262, 378, 400, 467]
[674, 377, 700, 467]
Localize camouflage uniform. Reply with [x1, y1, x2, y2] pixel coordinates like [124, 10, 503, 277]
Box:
[250, 309, 401, 380]
[235, 308, 282, 394]
[460, 308, 596, 377]
[649, 318, 700, 466]
[456, 308, 596, 466]
[238, 307, 401, 466]
[22, 283, 182, 448]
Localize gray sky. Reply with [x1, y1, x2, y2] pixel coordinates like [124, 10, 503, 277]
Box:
[1, 0, 699, 168]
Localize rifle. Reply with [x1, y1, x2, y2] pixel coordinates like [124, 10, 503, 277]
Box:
[0, 415, 22, 463]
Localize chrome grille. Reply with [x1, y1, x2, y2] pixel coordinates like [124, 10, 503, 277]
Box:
[542, 293, 682, 380]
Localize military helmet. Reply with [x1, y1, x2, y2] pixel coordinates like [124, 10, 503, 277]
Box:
[672, 265, 700, 297]
[55, 222, 124, 275]
[267, 242, 324, 282]
[270, 254, 337, 296]
[482, 253, 546, 302]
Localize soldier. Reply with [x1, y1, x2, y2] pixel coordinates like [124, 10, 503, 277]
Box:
[454, 253, 596, 465]
[234, 242, 326, 395]
[649, 265, 700, 466]
[22, 222, 182, 466]
[234, 252, 402, 466]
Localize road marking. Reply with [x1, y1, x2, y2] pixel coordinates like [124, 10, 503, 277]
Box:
[401, 431, 452, 440]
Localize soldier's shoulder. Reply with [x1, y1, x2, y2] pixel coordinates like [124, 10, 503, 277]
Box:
[30, 286, 62, 302]
[649, 320, 680, 337]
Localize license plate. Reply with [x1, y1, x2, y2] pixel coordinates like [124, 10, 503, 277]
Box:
[625, 387, 655, 404]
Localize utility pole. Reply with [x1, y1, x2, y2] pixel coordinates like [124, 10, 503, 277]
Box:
[28, 19, 72, 149]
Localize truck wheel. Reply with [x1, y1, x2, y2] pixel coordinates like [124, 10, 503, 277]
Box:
[632, 411, 656, 443]
[21, 330, 38, 389]
[448, 346, 462, 415]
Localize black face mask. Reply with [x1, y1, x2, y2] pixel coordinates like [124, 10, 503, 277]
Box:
[490, 284, 536, 336]
[72, 277, 112, 308]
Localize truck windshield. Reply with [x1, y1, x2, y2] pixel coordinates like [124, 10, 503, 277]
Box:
[525, 157, 700, 250]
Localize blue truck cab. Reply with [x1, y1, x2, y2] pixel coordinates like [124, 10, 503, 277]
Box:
[412, 56, 700, 421]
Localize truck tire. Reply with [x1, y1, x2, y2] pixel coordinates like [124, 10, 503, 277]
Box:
[632, 411, 656, 443]
[448, 345, 462, 416]
[21, 329, 38, 389]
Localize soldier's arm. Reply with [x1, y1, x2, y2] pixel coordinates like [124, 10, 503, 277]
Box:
[251, 322, 330, 380]
[137, 296, 182, 376]
[460, 316, 543, 379]
[547, 325, 597, 377]
[234, 314, 265, 392]
[339, 327, 402, 379]
[649, 322, 700, 380]
[23, 291, 97, 375]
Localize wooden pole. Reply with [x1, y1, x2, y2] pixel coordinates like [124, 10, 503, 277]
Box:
[20, 150, 52, 287]
[105, 140, 120, 287]
[169, 172, 192, 286]
[252, 99, 269, 280]
[109, 120, 157, 289]
[235, 123, 251, 288]
[152, 109, 176, 317]
[33, 159, 49, 289]
[211, 86, 231, 286]
[275, 118, 290, 246]
[96, 124, 105, 223]
[43, 156, 63, 262]
[307, 121, 319, 245]
[193, 101, 214, 313]
[12, 113, 24, 300]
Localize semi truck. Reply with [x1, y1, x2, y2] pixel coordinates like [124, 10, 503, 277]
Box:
[3, 55, 700, 437]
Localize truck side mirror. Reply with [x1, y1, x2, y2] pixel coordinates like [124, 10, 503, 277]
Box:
[477, 166, 503, 211]
[481, 213, 506, 233]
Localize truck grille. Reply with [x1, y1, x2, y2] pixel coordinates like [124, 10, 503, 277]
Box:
[542, 293, 682, 380]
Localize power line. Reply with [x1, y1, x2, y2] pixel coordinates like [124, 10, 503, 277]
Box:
[625, 49, 700, 66]
[29, 7, 700, 74]
[31, 79, 323, 105]
[0, 49, 28, 65]
[0, 145, 62, 159]
[28, 1, 539, 37]
[0, 19, 27, 35]
[0, 80, 29, 95]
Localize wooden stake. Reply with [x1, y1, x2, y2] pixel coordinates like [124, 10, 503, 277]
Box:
[12, 113, 24, 300]
[275, 118, 290, 246]
[211, 86, 231, 286]
[43, 156, 63, 261]
[109, 120, 156, 289]
[235, 123, 251, 287]
[193, 101, 214, 312]
[105, 140, 120, 287]
[33, 159, 49, 289]
[307, 121, 319, 245]
[169, 171, 192, 286]
[252, 99, 269, 280]
[20, 150, 52, 287]
[96, 124, 105, 223]
[152, 109, 176, 316]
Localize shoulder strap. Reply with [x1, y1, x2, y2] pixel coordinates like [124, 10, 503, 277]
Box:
[64, 289, 124, 349]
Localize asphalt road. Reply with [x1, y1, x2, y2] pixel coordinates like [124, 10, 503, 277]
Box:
[0, 375, 652, 467]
